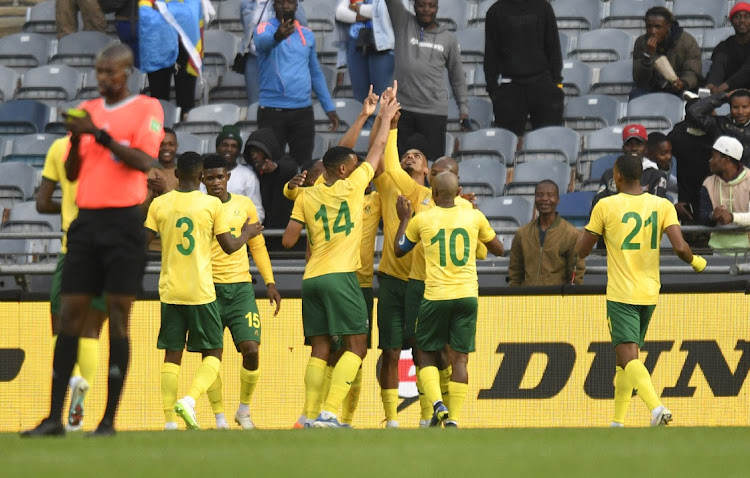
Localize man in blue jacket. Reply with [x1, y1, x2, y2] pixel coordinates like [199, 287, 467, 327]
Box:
[255, 0, 340, 167]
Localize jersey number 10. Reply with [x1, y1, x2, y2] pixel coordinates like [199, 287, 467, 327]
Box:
[430, 228, 470, 267]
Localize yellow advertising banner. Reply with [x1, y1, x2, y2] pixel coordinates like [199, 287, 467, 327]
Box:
[1, 294, 748, 431]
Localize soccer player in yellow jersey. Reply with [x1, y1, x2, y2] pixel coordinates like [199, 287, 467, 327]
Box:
[145, 152, 261, 430]
[36, 136, 107, 432]
[282, 88, 401, 428]
[200, 154, 281, 430]
[395, 172, 504, 427]
[576, 154, 707, 427]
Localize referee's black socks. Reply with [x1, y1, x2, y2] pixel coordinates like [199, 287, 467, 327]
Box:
[102, 337, 130, 424]
[49, 334, 79, 422]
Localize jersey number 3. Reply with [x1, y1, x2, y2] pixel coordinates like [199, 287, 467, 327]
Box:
[176, 217, 195, 255]
[621, 211, 657, 250]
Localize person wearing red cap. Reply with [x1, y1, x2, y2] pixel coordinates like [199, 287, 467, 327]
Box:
[591, 124, 669, 209]
[705, 2, 750, 94]
[631, 7, 702, 99]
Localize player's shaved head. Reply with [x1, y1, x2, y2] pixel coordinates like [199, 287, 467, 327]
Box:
[177, 151, 204, 175]
[614, 154, 643, 182]
[96, 43, 134, 70]
[432, 156, 459, 174]
[432, 171, 459, 198]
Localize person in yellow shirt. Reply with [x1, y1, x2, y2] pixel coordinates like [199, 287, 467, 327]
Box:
[281, 88, 401, 428]
[576, 154, 706, 428]
[200, 154, 281, 430]
[145, 152, 262, 430]
[395, 172, 504, 427]
[35, 136, 107, 432]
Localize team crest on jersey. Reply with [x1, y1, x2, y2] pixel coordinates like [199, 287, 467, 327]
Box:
[421, 198, 430, 205]
[364, 205, 371, 214]
[233, 209, 241, 216]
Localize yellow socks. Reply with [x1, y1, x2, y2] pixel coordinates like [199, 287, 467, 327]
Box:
[439, 366, 452, 408]
[303, 357, 327, 419]
[341, 367, 363, 425]
[380, 388, 399, 422]
[624, 360, 662, 411]
[321, 365, 334, 402]
[206, 373, 224, 415]
[415, 366, 432, 421]
[418, 366, 442, 404]
[77, 337, 99, 387]
[613, 366, 632, 425]
[188, 356, 221, 401]
[448, 381, 468, 424]
[161, 362, 180, 423]
[240, 367, 260, 405]
[322, 351, 362, 414]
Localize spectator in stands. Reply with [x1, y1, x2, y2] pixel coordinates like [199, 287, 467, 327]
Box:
[668, 99, 714, 223]
[593, 124, 668, 207]
[483, 0, 564, 138]
[255, 0, 340, 168]
[143, 127, 179, 212]
[245, 128, 297, 248]
[508, 180, 584, 286]
[239, 0, 307, 105]
[335, 0, 394, 106]
[698, 136, 750, 251]
[647, 132, 677, 194]
[385, 0, 468, 162]
[114, 1, 140, 69]
[56, 0, 107, 39]
[139, 0, 205, 116]
[687, 89, 750, 166]
[201, 125, 265, 222]
[631, 7, 702, 100]
[705, 3, 750, 95]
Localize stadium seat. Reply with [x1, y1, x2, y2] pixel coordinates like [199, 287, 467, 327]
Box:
[505, 159, 571, 199]
[14, 64, 81, 107]
[0, 33, 50, 71]
[0, 66, 19, 102]
[5, 199, 61, 232]
[514, 126, 580, 166]
[22, 1, 56, 37]
[673, 0, 730, 38]
[50, 31, 114, 69]
[469, 0, 494, 28]
[312, 133, 328, 160]
[235, 102, 260, 131]
[454, 128, 518, 166]
[0, 162, 38, 209]
[445, 131, 455, 157]
[476, 195, 533, 249]
[585, 153, 619, 185]
[551, 0, 601, 37]
[302, 0, 336, 36]
[158, 99, 181, 129]
[312, 102, 347, 133]
[202, 30, 239, 77]
[352, 129, 371, 157]
[448, 96, 493, 131]
[558, 31, 572, 58]
[2, 133, 61, 168]
[600, 0, 666, 37]
[563, 94, 623, 133]
[333, 68, 352, 98]
[207, 70, 248, 107]
[466, 67, 488, 97]
[174, 103, 242, 139]
[568, 29, 633, 68]
[78, 67, 145, 100]
[0, 100, 51, 135]
[209, 0, 244, 36]
[589, 59, 635, 102]
[620, 93, 684, 131]
[702, 26, 734, 60]
[455, 28, 485, 66]
[175, 131, 206, 155]
[556, 191, 596, 227]
[561, 59, 593, 97]
[578, 126, 625, 179]
[456, 156, 507, 197]
[331, 98, 363, 130]
[315, 35, 337, 68]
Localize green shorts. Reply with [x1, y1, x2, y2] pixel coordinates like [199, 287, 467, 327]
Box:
[158, 301, 223, 352]
[50, 254, 106, 316]
[302, 272, 368, 337]
[215, 282, 261, 351]
[376, 273, 408, 350]
[606, 300, 656, 348]
[416, 297, 478, 354]
[404, 279, 425, 346]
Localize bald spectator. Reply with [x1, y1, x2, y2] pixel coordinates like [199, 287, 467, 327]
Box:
[508, 180, 584, 286]
[706, 3, 750, 94]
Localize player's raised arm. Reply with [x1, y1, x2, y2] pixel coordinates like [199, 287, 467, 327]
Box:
[338, 85, 379, 149]
[394, 195, 414, 258]
[366, 83, 401, 173]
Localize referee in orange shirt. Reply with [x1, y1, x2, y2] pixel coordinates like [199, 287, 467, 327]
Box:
[23, 44, 165, 437]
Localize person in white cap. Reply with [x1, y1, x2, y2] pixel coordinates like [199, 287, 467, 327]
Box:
[698, 136, 750, 251]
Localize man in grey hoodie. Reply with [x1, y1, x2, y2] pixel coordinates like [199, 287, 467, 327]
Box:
[385, 0, 469, 162]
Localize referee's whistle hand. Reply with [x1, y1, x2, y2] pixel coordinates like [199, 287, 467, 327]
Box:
[63, 110, 96, 137]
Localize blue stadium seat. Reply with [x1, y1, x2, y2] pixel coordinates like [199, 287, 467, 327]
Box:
[556, 191, 596, 227]
[0, 100, 51, 135]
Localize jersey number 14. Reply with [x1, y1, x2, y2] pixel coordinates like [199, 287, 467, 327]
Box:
[314, 201, 354, 242]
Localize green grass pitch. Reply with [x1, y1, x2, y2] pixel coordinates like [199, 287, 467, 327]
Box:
[3, 428, 750, 477]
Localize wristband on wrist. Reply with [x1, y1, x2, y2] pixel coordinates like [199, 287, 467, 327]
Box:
[94, 129, 112, 148]
[690, 254, 707, 272]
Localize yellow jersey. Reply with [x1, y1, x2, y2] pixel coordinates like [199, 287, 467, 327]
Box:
[40, 137, 75, 253]
[290, 162, 374, 279]
[357, 190, 381, 287]
[405, 205, 496, 300]
[145, 190, 230, 305]
[375, 129, 432, 281]
[585, 192, 678, 305]
[211, 193, 275, 286]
